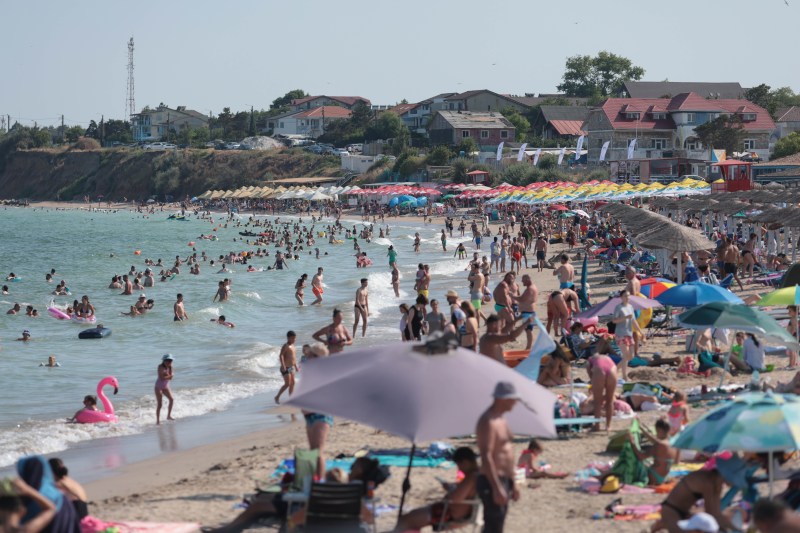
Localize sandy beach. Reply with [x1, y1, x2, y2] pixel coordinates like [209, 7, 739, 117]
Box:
[10, 204, 777, 532]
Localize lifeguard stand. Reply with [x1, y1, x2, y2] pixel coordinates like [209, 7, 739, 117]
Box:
[711, 159, 753, 192]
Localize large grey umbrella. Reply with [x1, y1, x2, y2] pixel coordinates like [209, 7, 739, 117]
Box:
[286, 337, 557, 517]
[635, 225, 716, 283]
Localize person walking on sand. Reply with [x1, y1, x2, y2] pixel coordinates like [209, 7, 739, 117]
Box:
[476, 382, 520, 533]
[353, 278, 370, 338]
[311, 267, 324, 305]
[155, 354, 175, 425]
[173, 293, 188, 321]
[274, 331, 299, 404]
[613, 289, 644, 381]
[552, 254, 574, 289]
[534, 235, 548, 273]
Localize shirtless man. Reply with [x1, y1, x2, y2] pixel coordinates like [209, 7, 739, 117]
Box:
[311, 267, 324, 305]
[534, 235, 548, 273]
[173, 293, 188, 321]
[417, 264, 431, 300]
[391, 262, 400, 297]
[476, 382, 520, 532]
[213, 281, 228, 303]
[552, 254, 575, 289]
[517, 275, 539, 350]
[721, 237, 744, 290]
[625, 267, 641, 296]
[120, 274, 133, 295]
[143, 269, 155, 287]
[274, 330, 299, 404]
[312, 308, 353, 354]
[353, 278, 370, 338]
[468, 263, 486, 325]
[492, 273, 517, 333]
[479, 315, 532, 365]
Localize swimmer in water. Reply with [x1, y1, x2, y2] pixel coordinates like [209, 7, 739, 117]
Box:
[69, 395, 98, 422]
[173, 293, 188, 321]
[312, 308, 353, 354]
[2, 285, 8, 295]
[40, 356, 60, 367]
[213, 281, 228, 303]
[155, 354, 175, 425]
[7, 303, 20, 315]
[295, 274, 308, 306]
[17, 329, 31, 341]
[211, 315, 235, 328]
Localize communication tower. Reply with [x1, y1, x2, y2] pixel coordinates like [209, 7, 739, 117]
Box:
[126, 37, 135, 119]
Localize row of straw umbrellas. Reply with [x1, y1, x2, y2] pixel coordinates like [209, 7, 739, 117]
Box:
[195, 184, 361, 201]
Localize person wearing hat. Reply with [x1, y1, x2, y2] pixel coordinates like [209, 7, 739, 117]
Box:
[655, 454, 750, 533]
[17, 330, 31, 341]
[476, 381, 520, 532]
[155, 354, 175, 425]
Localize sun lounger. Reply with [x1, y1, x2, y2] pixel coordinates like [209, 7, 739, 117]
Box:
[554, 417, 601, 427]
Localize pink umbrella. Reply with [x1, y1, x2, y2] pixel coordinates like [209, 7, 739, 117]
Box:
[574, 295, 662, 320]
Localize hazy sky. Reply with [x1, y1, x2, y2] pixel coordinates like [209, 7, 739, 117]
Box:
[2, 0, 798, 128]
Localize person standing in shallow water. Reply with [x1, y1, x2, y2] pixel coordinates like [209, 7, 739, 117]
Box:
[155, 354, 175, 425]
[274, 331, 298, 405]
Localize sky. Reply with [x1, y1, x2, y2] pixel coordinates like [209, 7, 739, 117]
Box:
[2, 0, 799, 128]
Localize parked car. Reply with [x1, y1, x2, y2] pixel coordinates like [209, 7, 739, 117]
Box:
[333, 149, 349, 156]
[304, 144, 325, 154]
[346, 144, 363, 153]
[224, 142, 241, 150]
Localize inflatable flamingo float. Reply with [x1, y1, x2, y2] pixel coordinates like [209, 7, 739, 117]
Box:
[75, 376, 119, 423]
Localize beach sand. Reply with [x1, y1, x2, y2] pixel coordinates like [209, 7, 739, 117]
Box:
[22, 203, 797, 531]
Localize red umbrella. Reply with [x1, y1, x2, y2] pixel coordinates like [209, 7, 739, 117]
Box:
[548, 204, 568, 211]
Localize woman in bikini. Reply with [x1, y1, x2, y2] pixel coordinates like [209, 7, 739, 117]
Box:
[294, 274, 307, 306]
[546, 291, 570, 336]
[537, 345, 571, 387]
[312, 308, 352, 354]
[587, 339, 617, 432]
[459, 301, 479, 351]
[155, 354, 175, 425]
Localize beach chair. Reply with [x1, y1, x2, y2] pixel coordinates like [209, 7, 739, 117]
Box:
[280, 449, 320, 520]
[301, 481, 367, 533]
[434, 499, 484, 532]
[718, 274, 734, 290]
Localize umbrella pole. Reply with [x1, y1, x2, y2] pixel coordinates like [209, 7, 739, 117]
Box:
[396, 442, 416, 524]
[769, 450, 774, 498]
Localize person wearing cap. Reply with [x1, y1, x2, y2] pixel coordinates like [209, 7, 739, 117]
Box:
[655, 454, 750, 533]
[476, 381, 520, 532]
[155, 354, 175, 425]
[16, 330, 31, 342]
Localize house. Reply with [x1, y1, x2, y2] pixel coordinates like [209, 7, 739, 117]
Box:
[441, 90, 531, 113]
[506, 93, 590, 108]
[752, 152, 800, 183]
[131, 105, 209, 142]
[620, 81, 746, 100]
[289, 95, 370, 112]
[582, 92, 775, 165]
[530, 105, 590, 139]
[774, 107, 800, 138]
[271, 106, 352, 139]
[428, 111, 515, 148]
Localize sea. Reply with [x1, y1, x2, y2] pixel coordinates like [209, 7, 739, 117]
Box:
[0, 206, 476, 477]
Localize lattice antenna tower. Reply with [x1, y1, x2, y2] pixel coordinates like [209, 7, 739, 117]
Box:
[126, 37, 135, 119]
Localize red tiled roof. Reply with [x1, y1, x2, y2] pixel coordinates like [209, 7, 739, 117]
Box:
[666, 93, 724, 112]
[646, 104, 667, 113]
[598, 98, 676, 130]
[388, 103, 419, 116]
[776, 106, 800, 122]
[292, 106, 352, 119]
[549, 120, 586, 136]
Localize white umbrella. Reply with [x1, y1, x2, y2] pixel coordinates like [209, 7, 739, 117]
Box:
[287, 337, 556, 518]
[307, 191, 332, 201]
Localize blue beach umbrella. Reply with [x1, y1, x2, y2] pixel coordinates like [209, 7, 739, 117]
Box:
[655, 281, 743, 307]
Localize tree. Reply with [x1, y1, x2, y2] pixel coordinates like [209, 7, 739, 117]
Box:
[500, 107, 530, 142]
[64, 126, 85, 143]
[694, 115, 745, 156]
[456, 137, 478, 156]
[745, 84, 776, 117]
[350, 102, 372, 129]
[557, 51, 645, 98]
[270, 89, 307, 110]
[248, 110, 256, 137]
[772, 132, 800, 159]
[365, 112, 405, 141]
[104, 119, 132, 144]
[425, 145, 452, 166]
[85, 120, 99, 139]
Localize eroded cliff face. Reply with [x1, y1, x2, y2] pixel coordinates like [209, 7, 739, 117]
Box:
[0, 148, 341, 200]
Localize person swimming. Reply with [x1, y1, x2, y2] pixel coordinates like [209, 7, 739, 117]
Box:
[39, 356, 60, 367]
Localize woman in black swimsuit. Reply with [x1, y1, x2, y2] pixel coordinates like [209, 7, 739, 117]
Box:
[655, 455, 748, 532]
[406, 294, 428, 341]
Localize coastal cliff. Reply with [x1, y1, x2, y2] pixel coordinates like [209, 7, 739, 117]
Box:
[0, 147, 342, 201]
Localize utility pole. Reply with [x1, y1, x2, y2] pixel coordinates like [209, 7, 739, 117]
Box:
[61, 115, 65, 144]
[101, 115, 105, 145]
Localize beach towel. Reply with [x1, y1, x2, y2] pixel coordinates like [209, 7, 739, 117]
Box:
[80, 517, 200, 533]
[607, 420, 649, 486]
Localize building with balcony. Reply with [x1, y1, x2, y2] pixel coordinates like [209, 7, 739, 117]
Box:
[131, 105, 208, 142]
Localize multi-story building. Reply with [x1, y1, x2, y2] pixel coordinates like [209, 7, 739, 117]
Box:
[131, 105, 209, 142]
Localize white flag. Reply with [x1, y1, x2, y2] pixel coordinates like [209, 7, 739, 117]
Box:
[599, 141, 610, 162]
[516, 143, 528, 162]
[627, 138, 637, 160]
[496, 142, 504, 161]
[557, 146, 566, 166]
[575, 135, 584, 159]
[532, 148, 541, 166]
[515, 317, 556, 382]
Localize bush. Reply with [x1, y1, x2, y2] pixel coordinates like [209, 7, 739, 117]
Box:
[73, 137, 101, 150]
[425, 145, 451, 166]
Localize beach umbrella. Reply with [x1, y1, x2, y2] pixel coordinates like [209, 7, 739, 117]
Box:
[677, 301, 797, 347]
[574, 295, 662, 320]
[655, 281, 743, 307]
[756, 285, 800, 307]
[287, 338, 556, 518]
[638, 278, 676, 299]
[671, 392, 800, 495]
[399, 200, 418, 209]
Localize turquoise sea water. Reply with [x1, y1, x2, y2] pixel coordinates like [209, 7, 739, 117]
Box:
[0, 206, 473, 467]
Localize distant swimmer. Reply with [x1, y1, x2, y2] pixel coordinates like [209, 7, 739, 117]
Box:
[273, 252, 288, 270]
[311, 267, 324, 305]
[40, 355, 60, 367]
[16, 329, 31, 341]
[173, 293, 188, 321]
[120, 275, 133, 295]
[353, 278, 370, 338]
[155, 354, 175, 425]
[274, 330, 299, 404]
[213, 281, 228, 303]
[391, 263, 400, 297]
[6, 272, 17, 281]
[2, 285, 8, 295]
[211, 315, 235, 328]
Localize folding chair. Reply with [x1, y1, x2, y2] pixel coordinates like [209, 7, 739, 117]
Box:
[434, 499, 484, 532]
[302, 482, 366, 533]
[718, 274, 734, 290]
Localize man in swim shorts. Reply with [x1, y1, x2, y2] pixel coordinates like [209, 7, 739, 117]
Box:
[275, 331, 298, 404]
[492, 272, 517, 333]
[173, 293, 188, 321]
[553, 254, 575, 289]
[534, 235, 548, 272]
[417, 264, 431, 299]
[311, 267, 324, 305]
[468, 262, 486, 324]
[353, 278, 370, 338]
[517, 274, 539, 350]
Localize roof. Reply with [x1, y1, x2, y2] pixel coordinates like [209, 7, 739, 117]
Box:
[291, 106, 352, 119]
[134, 106, 209, 123]
[444, 89, 528, 108]
[388, 103, 419, 116]
[549, 120, 586, 136]
[506, 95, 590, 107]
[270, 177, 340, 184]
[432, 111, 515, 129]
[418, 92, 457, 104]
[754, 152, 800, 167]
[538, 105, 590, 122]
[622, 81, 745, 99]
[776, 106, 800, 122]
[291, 95, 370, 107]
[596, 93, 775, 131]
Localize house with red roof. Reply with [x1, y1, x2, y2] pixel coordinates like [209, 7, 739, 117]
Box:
[271, 106, 352, 139]
[583, 92, 775, 167]
[290, 95, 371, 112]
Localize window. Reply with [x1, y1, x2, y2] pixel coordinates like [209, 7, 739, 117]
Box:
[742, 113, 757, 122]
[685, 113, 695, 123]
[652, 138, 667, 150]
[410, 108, 417, 115]
[744, 139, 756, 150]
[651, 112, 667, 120]
[422, 104, 430, 111]
[500, 130, 509, 139]
[462, 130, 470, 138]
[625, 112, 640, 120]
[685, 138, 700, 151]
[480, 130, 489, 139]
[279, 122, 284, 129]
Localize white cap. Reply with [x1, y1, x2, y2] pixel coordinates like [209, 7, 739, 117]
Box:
[678, 512, 719, 533]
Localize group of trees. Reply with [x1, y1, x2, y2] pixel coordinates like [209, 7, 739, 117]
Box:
[744, 84, 800, 119]
[558, 51, 645, 102]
